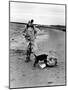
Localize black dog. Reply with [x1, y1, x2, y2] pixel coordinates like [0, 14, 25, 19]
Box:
[33, 54, 48, 67]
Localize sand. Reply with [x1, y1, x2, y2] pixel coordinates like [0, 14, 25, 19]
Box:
[9, 23, 66, 88]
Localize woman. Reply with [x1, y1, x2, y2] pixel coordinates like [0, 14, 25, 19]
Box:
[23, 19, 37, 62]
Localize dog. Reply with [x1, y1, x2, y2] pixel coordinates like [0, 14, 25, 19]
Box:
[33, 54, 48, 67]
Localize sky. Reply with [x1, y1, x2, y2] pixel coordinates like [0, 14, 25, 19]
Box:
[10, 2, 65, 25]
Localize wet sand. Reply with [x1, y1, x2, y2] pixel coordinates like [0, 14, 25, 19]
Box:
[9, 23, 66, 88]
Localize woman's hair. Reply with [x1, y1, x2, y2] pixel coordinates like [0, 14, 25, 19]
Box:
[31, 19, 34, 23]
